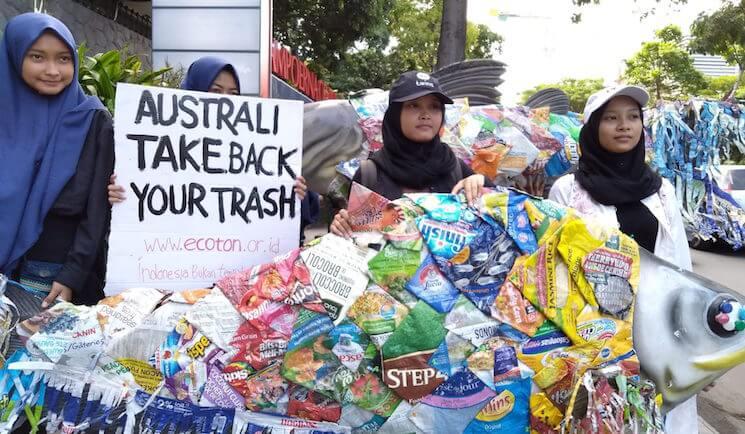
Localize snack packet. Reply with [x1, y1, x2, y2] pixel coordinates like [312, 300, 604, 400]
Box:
[491, 260, 546, 337]
[301, 234, 371, 323]
[347, 285, 409, 348]
[244, 363, 289, 414]
[481, 191, 539, 254]
[96, 288, 166, 341]
[347, 182, 398, 232]
[288, 384, 342, 422]
[29, 303, 105, 365]
[409, 370, 496, 434]
[428, 332, 474, 377]
[339, 404, 386, 433]
[185, 287, 244, 354]
[229, 309, 293, 370]
[367, 244, 421, 308]
[381, 302, 447, 402]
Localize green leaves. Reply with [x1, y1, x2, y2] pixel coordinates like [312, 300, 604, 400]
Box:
[623, 25, 706, 102]
[520, 78, 605, 112]
[76, 44, 174, 113]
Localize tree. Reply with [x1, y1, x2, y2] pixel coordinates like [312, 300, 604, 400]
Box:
[436, 0, 468, 70]
[690, 1, 745, 100]
[273, 0, 394, 78]
[273, 0, 502, 95]
[520, 78, 605, 112]
[623, 25, 706, 102]
[322, 0, 501, 94]
[698, 75, 745, 100]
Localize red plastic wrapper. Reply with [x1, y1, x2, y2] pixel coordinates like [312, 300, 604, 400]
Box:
[347, 182, 398, 232]
[287, 384, 342, 422]
[230, 319, 292, 370]
[217, 249, 326, 317]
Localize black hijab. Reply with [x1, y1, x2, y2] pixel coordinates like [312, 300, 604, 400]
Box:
[370, 102, 458, 189]
[576, 100, 662, 251]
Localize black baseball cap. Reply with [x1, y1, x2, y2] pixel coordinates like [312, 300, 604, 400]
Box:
[389, 70, 454, 105]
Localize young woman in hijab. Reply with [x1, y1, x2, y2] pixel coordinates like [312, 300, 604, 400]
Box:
[0, 13, 115, 307]
[548, 85, 698, 433]
[107, 57, 316, 238]
[330, 71, 486, 238]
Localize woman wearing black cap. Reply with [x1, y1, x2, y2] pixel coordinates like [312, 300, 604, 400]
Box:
[330, 71, 485, 238]
[549, 85, 699, 433]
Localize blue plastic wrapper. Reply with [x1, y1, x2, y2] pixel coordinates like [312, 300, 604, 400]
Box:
[423, 211, 521, 313]
[409, 370, 496, 434]
[405, 253, 460, 314]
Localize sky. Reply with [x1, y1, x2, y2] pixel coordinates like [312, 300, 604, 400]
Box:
[466, 0, 724, 104]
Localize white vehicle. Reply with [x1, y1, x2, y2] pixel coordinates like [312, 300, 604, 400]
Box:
[716, 164, 745, 209]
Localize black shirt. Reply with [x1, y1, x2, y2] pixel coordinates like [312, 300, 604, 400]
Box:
[17, 110, 115, 305]
[352, 159, 475, 201]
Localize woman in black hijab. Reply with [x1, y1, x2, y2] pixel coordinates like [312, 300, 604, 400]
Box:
[548, 85, 698, 431]
[330, 71, 486, 237]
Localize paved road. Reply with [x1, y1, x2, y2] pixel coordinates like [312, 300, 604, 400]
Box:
[691, 247, 745, 433]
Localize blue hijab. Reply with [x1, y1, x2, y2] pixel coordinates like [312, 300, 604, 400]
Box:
[180, 56, 240, 93]
[0, 13, 104, 274]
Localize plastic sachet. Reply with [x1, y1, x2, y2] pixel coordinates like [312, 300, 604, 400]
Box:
[491, 257, 546, 337]
[301, 234, 371, 324]
[288, 384, 342, 422]
[129, 390, 236, 434]
[405, 252, 460, 314]
[481, 190, 539, 254]
[445, 296, 501, 347]
[185, 287, 244, 356]
[217, 249, 326, 321]
[347, 285, 409, 349]
[428, 332, 474, 377]
[338, 404, 386, 433]
[408, 369, 496, 434]
[230, 318, 290, 370]
[367, 243, 421, 308]
[243, 363, 289, 413]
[27, 303, 105, 366]
[377, 400, 424, 434]
[465, 346, 532, 434]
[95, 288, 166, 342]
[233, 409, 352, 434]
[199, 364, 245, 409]
[381, 301, 447, 402]
[347, 182, 398, 233]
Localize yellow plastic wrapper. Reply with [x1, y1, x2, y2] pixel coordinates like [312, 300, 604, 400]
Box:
[524, 199, 567, 245]
[530, 392, 563, 433]
[516, 225, 589, 345]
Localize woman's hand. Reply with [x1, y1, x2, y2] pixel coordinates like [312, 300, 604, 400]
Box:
[330, 209, 353, 239]
[108, 174, 126, 205]
[451, 174, 485, 205]
[294, 176, 308, 201]
[42, 281, 73, 308]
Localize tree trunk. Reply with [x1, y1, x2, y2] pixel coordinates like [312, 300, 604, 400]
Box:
[435, 0, 468, 71]
[725, 66, 745, 101]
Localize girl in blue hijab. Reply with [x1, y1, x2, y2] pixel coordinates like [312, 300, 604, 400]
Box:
[0, 13, 115, 306]
[108, 57, 315, 240]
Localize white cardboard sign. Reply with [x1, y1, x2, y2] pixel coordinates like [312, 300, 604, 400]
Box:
[106, 84, 303, 294]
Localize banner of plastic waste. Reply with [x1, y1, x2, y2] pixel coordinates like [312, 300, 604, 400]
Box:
[1, 187, 743, 434]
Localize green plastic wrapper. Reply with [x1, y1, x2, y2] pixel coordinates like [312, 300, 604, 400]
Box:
[382, 301, 446, 360]
[367, 244, 422, 308]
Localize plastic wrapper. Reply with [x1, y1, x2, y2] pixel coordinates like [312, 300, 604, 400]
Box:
[244, 363, 289, 413]
[28, 303, 105, 366]
[405, 252, 460, 314]
[381, 301, 447, 402]
[288, 384, 342, 422]
[347, 285, 409, 348]
[199, 364, 245, 409]
[465, 347, 531, 434]
[481, 190, 539, 254]
[421, 207, 521, 313]
[347, 182, 397, 233]
[428, 332, 474, 377]
[95, 288, 166, 342]
[445, 296, 501, 347]
[301, 234, 371, 323]
[339, 404, 386, 433]
[217, 250, 325, 324]
[185, 287, 244, 355]
[491, 259, 546, 337]
[229, 310, 291, 370]
[234, 410, 351, 434]
[367, 244, 421, 308]
[409, 369, 496, 434]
